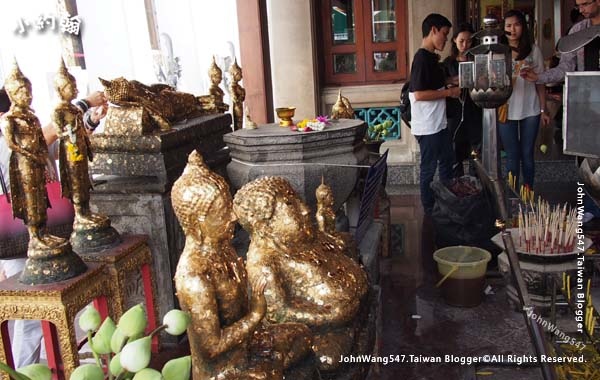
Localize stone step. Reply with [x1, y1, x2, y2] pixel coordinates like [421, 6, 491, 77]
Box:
[386, 158, 579, 187]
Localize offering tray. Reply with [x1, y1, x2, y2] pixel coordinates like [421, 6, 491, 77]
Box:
[492, 228, 592, 263]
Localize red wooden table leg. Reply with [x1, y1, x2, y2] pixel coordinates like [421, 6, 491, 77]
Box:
[141, 263, 159, 353]
[0, 320, 15, 368]
[93, 295, 109, 320]
[41, 321, 65, 380]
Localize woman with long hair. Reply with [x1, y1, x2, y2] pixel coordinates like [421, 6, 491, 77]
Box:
[498, 9, 550, 189]
[442, 23, 482, 176]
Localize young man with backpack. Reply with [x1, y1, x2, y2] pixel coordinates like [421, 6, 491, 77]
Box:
[409, 13, 461, 215]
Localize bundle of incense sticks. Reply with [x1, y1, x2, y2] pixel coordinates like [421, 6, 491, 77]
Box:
[516, 199, 578, 254]
[506, 173, 535, 204]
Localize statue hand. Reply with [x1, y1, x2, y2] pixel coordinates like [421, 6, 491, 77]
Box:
[249, 276, 267, 318]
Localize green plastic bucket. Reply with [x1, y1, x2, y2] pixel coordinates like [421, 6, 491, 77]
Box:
[433, 246, 491, 307]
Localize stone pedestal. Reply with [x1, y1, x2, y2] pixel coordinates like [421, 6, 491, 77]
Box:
[498, 252, 579, 312]
[88, 114, 232, 343]
[224, 119, 368, 211]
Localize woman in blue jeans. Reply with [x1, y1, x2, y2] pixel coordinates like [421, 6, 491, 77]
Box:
[498, 10, 550, 188]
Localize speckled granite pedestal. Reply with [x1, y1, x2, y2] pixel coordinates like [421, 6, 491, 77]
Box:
[224, 119, 368, 211]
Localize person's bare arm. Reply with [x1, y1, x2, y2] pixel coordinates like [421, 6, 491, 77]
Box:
[536, 84, 551, 127]
[414, 86, 460, 101]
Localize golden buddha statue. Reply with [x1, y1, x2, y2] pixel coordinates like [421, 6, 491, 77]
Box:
[229, 59, 245, 130]
[331, 89, 355, 120]
[243, 105, 257, 130]
[2, 60, 86, 284]
[53, 60, 120, 253]
[171, 152, 313, 380]
[315, 178, 359, 261]
[316, 177, 336, 235]
[99, 77, 212, 132]
[233, 177, 369, 372]
[207, 56, 229, 114]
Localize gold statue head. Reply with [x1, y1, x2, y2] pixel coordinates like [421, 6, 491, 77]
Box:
[229, 59, 242, 82]
[54, 59, 78, 101]
[99, 77, 132, 103]
[316, 178, 334, 208]
[209, 56, 222, 84]
[172, 151, 236, 242]
[3, 60, 32, 107]
[331, 89, 354, 119]
[233, 177, 313, 244]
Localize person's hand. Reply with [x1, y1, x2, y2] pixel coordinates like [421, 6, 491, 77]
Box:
[89, 104, 108, 124]
[85, 91, 107, 107]
[520, 67, 538, 83]
[541, 112, 551, 127]
[547, 93, 562, 102]
[446, 76, 459, 86]
[447, 86, 461, 98]
[249, 276, 267, 318]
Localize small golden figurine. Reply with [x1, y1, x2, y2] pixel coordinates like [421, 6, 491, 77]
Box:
[207, 55, 228, 114]
[2, 60, 86, 284]
[316, 177, 358, 260]
[233, 177, 369, 372]
[331, 89, 355, 119]
[316, 176, 336, 235]
[100, 77, 212, 132]
[53, 60, 120, 253]
[243, 105, 257, 129]
[172, 152, 313, 380]
[229, 59, 245, 130]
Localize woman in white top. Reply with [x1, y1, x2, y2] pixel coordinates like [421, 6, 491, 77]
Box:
[498, 9, 550, 189]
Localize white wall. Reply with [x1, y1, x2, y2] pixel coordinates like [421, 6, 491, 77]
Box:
[267, 0, 318, 119]
[78, 0, 155, 90]
[0, 1, 67, 125]
[0, 0, 240, 126]
[153, 0, 240, 97]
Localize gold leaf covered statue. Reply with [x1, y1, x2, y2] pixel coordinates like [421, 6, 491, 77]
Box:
[229, 59, 245, 130]
[233, 177, 369, 372]
[53, 60, 120, 253]
[243, 105, 257, 130]
[207, 55, 229, 114]
[315, 177, 359, 260]
[331, 89, 354, 119]
[1, 60, 86, 284]
[171, 152, 313, 380]
[100, 77, 213, 132]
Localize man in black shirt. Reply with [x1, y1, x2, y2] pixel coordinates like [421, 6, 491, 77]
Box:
[409, 13, 461, 215]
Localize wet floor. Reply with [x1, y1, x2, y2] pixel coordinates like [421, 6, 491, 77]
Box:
[371, 186, 589, 380]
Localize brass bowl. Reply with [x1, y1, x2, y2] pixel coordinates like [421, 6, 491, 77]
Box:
[275, 107, 296, 127]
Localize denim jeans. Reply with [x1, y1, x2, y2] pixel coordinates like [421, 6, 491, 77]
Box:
[416, 128, 455, 214]
[498, 114, 540, 188]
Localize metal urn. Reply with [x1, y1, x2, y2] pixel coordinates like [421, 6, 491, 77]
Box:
[460, 15, 513, 108]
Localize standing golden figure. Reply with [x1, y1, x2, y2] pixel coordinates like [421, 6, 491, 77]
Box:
[316, 178, 358, 260]
[207, 56, 229, 114]
[171, 152, 313, 380]
[53, 60, 120, 254]
[1, 60, 86, 284]
[229, 59, 245, 130]
[316, 177, 337, 235]
[233, 177, 369, 373]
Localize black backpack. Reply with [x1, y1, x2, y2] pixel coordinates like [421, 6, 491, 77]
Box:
[399, 81, 411, 128]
